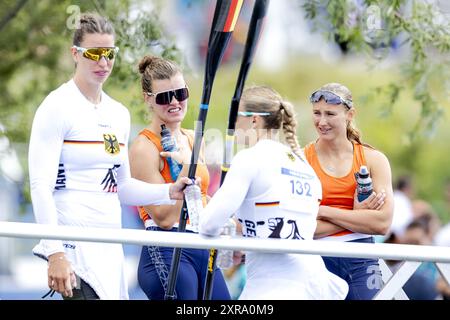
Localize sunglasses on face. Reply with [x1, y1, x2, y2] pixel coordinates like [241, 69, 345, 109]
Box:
[310, 90, 353, 109]
[73, 46, 119, 62]
[146, 87, 189, 105]
[237, 111, 271, 117]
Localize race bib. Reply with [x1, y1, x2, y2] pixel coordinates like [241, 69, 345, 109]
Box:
[279, 167, 320, 215]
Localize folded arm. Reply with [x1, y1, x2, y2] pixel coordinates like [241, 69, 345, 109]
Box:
[317, 150, 394, 235]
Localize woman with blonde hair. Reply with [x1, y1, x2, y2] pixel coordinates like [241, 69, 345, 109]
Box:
[199, 86, 348, 299]
[305, 82, 394, 299]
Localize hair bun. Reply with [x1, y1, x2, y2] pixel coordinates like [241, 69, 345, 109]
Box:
[138, 55, 158, 74]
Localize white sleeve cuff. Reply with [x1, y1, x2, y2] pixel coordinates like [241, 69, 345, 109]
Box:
[160, 183, 176, 205]
[117, 178, 176, 206]
[32, 239, 65, 260]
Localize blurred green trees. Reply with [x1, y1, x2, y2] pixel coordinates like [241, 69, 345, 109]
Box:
[0, 0, 180, 208]
[300, 0, 450, 221]
[303, 0, 449, 139]
[0, 0, 179, 143]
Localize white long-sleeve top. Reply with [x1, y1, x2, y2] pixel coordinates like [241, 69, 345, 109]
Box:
[28, 79, 174, 299]
[199, 139, 348, 300]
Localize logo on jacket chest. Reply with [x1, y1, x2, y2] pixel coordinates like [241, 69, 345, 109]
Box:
[103, 134, 120, 155]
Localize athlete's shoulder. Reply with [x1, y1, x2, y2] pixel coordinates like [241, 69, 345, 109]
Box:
[40, 80, 66, 101]
[304, 141, 315, 149]
[130, 133, 160, 159]
[363, 145, 390, 165]
[35, 81, 75, 117]
[302, 141, 316, 158]
[232, 145, 257, 166]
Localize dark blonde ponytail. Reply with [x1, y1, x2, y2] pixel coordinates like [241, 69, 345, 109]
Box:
[280, 101, 302, 158]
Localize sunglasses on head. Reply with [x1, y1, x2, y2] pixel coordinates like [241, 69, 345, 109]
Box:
[310, 90, 353, 109]
[146, 87, 189, 105]
[73, 46, 119, 62]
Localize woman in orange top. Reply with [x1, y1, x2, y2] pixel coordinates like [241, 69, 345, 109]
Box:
[304, 83, 394, 300]
[129, 55, 230, 300]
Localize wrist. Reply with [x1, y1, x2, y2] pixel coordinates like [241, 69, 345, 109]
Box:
[168, 183, 174, 199]
[48, 252, 66, 263]
[318, 205, 331, 220]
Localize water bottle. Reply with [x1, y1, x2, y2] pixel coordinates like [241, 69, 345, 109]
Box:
[184, 183, 202, 232]
[160, 124, 182, 181]
[216, 219, 237, 269]
[355, 165, 373, 202]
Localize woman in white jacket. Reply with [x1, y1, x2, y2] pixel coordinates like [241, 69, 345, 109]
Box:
[29, 13, 191, 300]
[199, 86, 348, 300]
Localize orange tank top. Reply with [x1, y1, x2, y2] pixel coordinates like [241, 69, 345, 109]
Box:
[304, 142, 367, 237]
[137, 128, 210, 222]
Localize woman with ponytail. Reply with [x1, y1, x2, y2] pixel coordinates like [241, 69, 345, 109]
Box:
[199, 86, 348, 299]
[304, 82, 394, 300]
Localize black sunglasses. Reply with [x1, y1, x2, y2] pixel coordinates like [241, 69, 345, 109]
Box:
[146, 87, 189, 105]
[310, 90, 353, 109]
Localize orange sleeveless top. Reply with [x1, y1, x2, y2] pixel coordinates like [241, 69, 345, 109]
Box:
[304, 142, 367, 237]
[137, 128, 210, 222]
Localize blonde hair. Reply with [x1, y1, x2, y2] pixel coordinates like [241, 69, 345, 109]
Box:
[138, 55, 182, 93]
[241, 86, 301, 158]
[73, 13, 115, 46]
[316, 82, 364, 146]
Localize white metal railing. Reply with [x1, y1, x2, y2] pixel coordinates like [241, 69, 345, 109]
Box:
[0, 221, 449, 300]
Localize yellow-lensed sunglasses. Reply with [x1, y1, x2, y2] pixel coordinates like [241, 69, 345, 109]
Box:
[72, 46, 119, 62]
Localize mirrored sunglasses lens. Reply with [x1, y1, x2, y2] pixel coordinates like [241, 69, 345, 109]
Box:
[310, 91, 322, 102]
[323, 92, 342, 104]
[84, 48, 115, 61]
[83, 49, 101, 61]
[104, 49, 116, 60]
[311, 91, 342, 105]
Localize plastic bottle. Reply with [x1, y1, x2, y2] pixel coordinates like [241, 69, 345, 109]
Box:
[184, 183, 202, 232]
[355, 165, 373, 202]
[160, 124, 182, 181]
[216, 219, 237, 269]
